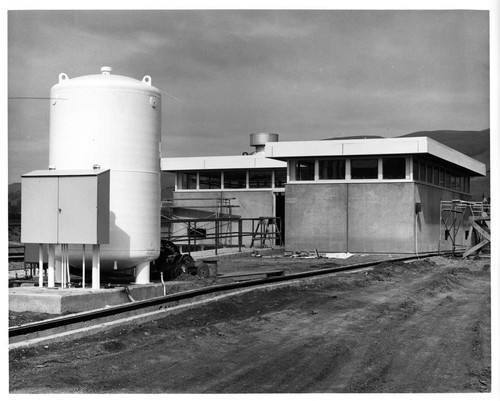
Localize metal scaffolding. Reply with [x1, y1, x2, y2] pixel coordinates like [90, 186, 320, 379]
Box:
[440, 200, 490, 257]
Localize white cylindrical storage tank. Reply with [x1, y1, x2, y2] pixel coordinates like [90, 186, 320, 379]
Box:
[49, 67, 161, 276]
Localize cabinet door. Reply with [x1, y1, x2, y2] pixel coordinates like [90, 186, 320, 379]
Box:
[58, 176, 98, 244]
[21, 176, 59, 243]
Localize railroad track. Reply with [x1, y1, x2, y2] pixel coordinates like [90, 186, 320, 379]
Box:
[9, 251, 453, 347]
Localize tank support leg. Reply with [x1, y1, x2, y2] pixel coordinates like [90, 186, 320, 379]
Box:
[92, 244, 100, 289]
[48, 244, 55, 288]
[134, 261, 150, 284]
[38, 244, 44, 287]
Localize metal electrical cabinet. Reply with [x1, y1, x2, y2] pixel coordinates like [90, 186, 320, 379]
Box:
[21, 169, 110, 245]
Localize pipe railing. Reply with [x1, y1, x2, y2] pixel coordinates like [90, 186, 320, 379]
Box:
[161, 217, 283, 255]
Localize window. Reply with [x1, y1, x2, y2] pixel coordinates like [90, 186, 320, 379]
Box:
[382, 157, 406, 179]
[426, 165, 433, 184]
[456, 175, 464, 192]
[439, 169, 445, 187]
[199, 171, 221, 189]
[351, 158, 378, 179]
[413, 160, 419, 181]
[419, 162, 427, 182]
[294, 160, 315, 181]
[433, 167, 439, 186]
[179, 171, 197, 189]
[274, 169, 287, 187]
[249, 170, 272, 188]
[224, 170, 246, 189]
[445, 171, 451, 188]
[318, 159, 345, 180]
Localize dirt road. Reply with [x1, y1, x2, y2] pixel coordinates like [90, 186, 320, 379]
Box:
[9, 256, 491, 393]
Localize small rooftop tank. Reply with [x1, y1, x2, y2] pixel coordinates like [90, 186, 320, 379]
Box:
[250, 132, 279, 152]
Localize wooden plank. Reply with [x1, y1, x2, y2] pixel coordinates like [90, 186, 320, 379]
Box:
[470, 220, 491, 240]
[463, 239, 489, 258]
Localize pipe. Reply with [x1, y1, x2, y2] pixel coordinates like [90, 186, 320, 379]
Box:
[61, 245, 65, 288]
[48, 244, 55, 288]
[92, 244, 100, 289]
[66, 244, 71, 287]
[38, 244, 43, 287]
[82, 245, 86, 289]
[123, 286, 136, 302]
[160, 272, 166, 296]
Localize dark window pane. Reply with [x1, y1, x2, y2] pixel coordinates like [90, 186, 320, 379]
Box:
[413, 160, 419, 181]
[199, 171, 221, 189]
[382, 158, 406, 179]
[319, 159, 346, 179]
[274, 169, 287, 187]
[439, 169, 445, 187]
[295, 160, 315, 181]
[224, 170, 246, 189]
[351, 158, 378, 179]
[179, 172, 197, 189]
[433, 167, 439, 185]
[458, 175, 463, 191]
[419, 162, 426, 182]
[445, 171, 451, 188]
[249, 170, 272, 188]
[426, 165, 433, 183]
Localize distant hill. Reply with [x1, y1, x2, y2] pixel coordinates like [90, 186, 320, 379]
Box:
[401, 129, 490, 200]
[9, 182, 21, 193]
[324, 129, 489, 159]
[400, 129, 489, 162]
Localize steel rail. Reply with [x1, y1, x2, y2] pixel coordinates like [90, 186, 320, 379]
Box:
[9, 251, 454, 339]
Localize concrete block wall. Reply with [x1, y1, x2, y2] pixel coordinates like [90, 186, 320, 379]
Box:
[285, 184, 348, 252]
[285, 182, 470, 254]
[347, 183, 415, 253]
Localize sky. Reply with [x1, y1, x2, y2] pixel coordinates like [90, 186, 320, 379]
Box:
[6, 4, 494, 185]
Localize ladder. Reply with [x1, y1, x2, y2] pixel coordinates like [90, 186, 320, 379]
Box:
[250, 217, 283, 248]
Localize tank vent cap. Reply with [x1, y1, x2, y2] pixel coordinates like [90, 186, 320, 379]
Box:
[101, 66, 113, 75]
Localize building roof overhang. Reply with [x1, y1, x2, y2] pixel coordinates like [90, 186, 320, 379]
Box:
[264, 136, 486, 176]
[161, 152, 287, 172]
[22, 169, 110, 178]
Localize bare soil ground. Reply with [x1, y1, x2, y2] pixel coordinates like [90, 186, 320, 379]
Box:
[9, 255, 491, 393]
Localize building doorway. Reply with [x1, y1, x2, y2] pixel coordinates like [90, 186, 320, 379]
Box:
[274, 192, 285, 245]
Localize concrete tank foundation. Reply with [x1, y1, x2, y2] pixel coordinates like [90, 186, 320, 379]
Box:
[9, 281, 196, 315]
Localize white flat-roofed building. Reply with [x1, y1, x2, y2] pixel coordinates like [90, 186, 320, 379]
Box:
[162, 135, 486, 253]
[161, 134, 287, 247]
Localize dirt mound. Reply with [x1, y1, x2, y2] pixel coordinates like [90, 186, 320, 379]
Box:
[416, 267, 469, 296]
[396, 298, 419, 319]
[439, 295, 455, 305]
